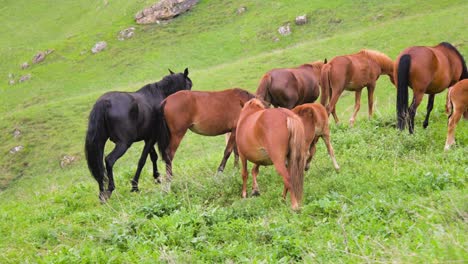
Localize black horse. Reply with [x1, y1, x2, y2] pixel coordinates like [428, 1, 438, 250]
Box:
[85, 68, 192, 202]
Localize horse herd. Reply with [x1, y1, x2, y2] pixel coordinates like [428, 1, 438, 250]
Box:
[85, 42, 467, 210]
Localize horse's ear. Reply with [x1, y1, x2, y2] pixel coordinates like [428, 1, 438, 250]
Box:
[168, 69, 175, 75]
[324, 58, 327, 64]
[184, 68, 189, 77]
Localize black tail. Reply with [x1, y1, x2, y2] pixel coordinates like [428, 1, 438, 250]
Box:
[156, 100, 171, 161]
[85, 100, 109, 186]
[397, 54, 411, 130]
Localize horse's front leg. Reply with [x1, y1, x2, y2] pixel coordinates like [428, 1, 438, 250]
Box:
[217, 130, 236, 173]
[240, 155, 249, 198]
[104, 143, 130, 200]
[367, 83, 376, 119]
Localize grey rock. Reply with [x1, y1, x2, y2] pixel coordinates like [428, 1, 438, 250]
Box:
[92, 41, 107, 54]
[278, 23, 291, 36]
[295, 15, 307, 25]
[21, 62, 30, 69]
[10, 145, 24, 154]
[13, 128, 21, 138]
[60, 155, 77, 168]
[19, 74, 31, 82]
[236, 6, 247, 15]
[33, 52, 46, 64]
[135, 0, 199, 24]
[9, 79, 15, 85]
[118, 27, 135, 41]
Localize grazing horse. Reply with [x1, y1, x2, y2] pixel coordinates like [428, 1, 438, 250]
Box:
[395, 42, 468, 134]
[85, 68, 192, 202]
[256, 60, 326, 109]
[320, 49, 394, 126]
[445, 79, 468, 150]
[236, 98, 307, 210]
[292, 103, 340, 171]
[158, 88, 255, 183]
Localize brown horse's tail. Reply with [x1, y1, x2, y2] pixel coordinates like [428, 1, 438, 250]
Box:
[320, 64, 332, 112]
[396, 54, 411, 131]
[256, 74, 272, 103]
[156, 100, 171, 162]
[286, 116, 306, 208]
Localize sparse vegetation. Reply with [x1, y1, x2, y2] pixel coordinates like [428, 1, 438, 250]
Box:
[0, 0, 466, 262]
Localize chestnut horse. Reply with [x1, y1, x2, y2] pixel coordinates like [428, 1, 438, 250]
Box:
[85, 69, 192, 201]
[292, 103, 340, 171]
[236, 99, 307, 210]
[256, 60, 326, 109]
[320, 49, 394, 126]
[445, 79, 468, 150]
[158, 88, 255, 184]
[395, 42, 468, 133]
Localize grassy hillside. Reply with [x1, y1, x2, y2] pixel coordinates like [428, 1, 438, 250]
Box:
[0, 0, 467, 262]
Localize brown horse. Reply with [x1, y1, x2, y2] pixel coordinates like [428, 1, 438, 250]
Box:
[256, 60, 326, 109]
[395, 42, 468, 134]
[320, 49, 394, 126]
[292, 103, 340, 171]
[158, 88, 255, 184]
[445, 79, 468, 150]
[236, 98, 307, 210]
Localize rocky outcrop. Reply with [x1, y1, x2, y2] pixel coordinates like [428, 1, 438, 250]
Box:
[135, 0, 198, 25]
[91, 41, 107, 54]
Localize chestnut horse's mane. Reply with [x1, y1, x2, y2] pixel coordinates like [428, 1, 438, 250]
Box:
[359, 49, 394, 74]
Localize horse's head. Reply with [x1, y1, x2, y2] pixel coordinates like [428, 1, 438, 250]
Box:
[163, 68, 193, 96]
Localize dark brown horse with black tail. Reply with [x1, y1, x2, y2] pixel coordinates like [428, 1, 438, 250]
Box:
[256, 60, 326, 109]
[85, 69, 192, 202]
[395, 42, 468, 133]
[320, 49, 394, 126]
[157, 88, 255, 188]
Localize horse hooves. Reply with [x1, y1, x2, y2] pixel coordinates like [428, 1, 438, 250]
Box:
[131, 187, 140, 192]
[154, 178, 162, 184]
[423, 123, 428, 129]
[251, 190, 260, 197]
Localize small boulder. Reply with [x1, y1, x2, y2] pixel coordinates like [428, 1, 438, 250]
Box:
[236, 6, 247, 15]
[19, 74, 31, 83]
[118, 27, 135, 41]
[33, 52, 46, 64]
[10, 145, 24, 154]
[13, 128, 21, 138]
[92, 41, 107, 54]
[295, 15, 308, 25]
[9, 79, 15, 85]
[60, 155, 77, 168]
[21, 62, 29, 69]
[278, 23, 291, 36]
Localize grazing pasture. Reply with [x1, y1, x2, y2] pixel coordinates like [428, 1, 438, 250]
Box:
[0, 0, 466, 262]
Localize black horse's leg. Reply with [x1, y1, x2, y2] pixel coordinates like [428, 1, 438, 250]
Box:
[149, 146, 161, 184]
[217, 131, 236, 172]
[408, 93, 424, 134]
[105, 143, 130, 198]
[131, 140, 154, 192]
[423, 94, 435, 129]
[233, 145, 239, 168]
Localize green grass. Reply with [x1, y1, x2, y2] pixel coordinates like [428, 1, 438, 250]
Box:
[0, 0, 467, 262]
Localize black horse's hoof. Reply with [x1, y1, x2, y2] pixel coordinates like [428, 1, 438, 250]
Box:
[154, 178, 162, 184]
[251, 190, 260, 197]
[131, 187, 140, 192]
[423, 122, 428, 129]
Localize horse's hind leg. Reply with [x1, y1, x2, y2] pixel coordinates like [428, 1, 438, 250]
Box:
[131, 140, 154, 192]
[349, 90, 362, 127]
[423, 94, 435, 129]
[445, 105, 462, 150]
[105, 143, 130, 198]
[251, 164, 260, 196]
[240, 154, 249, 198]
[328, 88, 344, 124]
[322, 134, 340, 171]
[367, 83, 376, 119]
[217, 131, 236, 172]
[163, 132, 186, 189]
[149, 146, 161, 184]
[305, 137, 319, 171]
[408, 92, 424, 134]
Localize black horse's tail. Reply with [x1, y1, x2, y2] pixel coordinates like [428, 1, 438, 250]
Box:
[157, 100, 171, 161]
[85, 100, 109, 187]
[396, 54, 411, 130]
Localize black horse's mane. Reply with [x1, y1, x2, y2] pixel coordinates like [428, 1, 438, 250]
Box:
[137, 73, 182, 97]
[439, 42, 468, 80]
